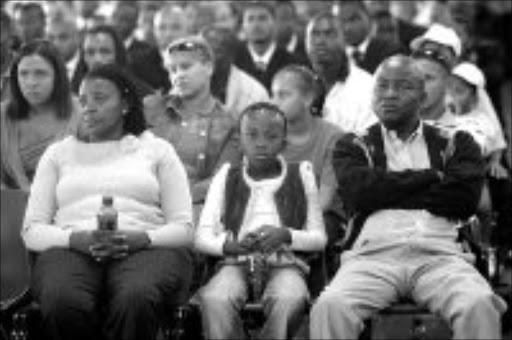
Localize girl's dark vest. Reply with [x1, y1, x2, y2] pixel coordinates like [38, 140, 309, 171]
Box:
[223, 163, 307, 237]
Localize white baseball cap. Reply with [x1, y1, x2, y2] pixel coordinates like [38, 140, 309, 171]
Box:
[452, 62, 486, 88]
[410, 23, 462, 57]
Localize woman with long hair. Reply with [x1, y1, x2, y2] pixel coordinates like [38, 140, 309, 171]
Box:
[1, 39, 79, 189]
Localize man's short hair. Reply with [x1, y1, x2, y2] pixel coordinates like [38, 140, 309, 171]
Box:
[241, 1, 275, 18]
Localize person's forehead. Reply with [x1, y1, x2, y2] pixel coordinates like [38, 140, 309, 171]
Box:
[312, 17, 336, 31]
[244, 6, 273, 18]
[377, 60, 419, 81]
[19, 54, 52, 69]
[415, 58, 445, 75]
[243, 112, 285, 127]
[81, 77, 118, 94]
[420, 41, 454, 58]
[166, 50, 203, 64]
[84, 33, 114, 47]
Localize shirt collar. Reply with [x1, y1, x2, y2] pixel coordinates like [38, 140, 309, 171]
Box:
[124, 34, 135, 50]
[286, 33, 298, 53]
[347, 35, 371, 56]
[381, 121, 424, 145]
[248, 41, 277, 67]
[66, 51, 80, 78]
[242, 154, 287, 187]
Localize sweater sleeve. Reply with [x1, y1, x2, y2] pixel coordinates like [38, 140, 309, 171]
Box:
[22, 141, 73, 252]
[288, 162, 328, 252]
[194, 163, 231, 256]
[146, 139, 194, 247]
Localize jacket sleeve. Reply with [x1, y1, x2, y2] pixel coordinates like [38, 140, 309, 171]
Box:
[332, 134, 440, 213]
[420, 131, 485, 220]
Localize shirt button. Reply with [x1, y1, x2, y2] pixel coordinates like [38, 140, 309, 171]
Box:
[181, 121, 188, 127]
[197, 153, 205, 160]
[199, 130, 207, 137]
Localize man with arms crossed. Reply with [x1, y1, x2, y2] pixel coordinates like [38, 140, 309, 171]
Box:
[310, 55, 507, 339]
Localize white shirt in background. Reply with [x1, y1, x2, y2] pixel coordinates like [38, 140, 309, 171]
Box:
[323, 65, 377, 134]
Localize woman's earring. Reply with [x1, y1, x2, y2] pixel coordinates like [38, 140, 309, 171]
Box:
[122, 108, 129, 116]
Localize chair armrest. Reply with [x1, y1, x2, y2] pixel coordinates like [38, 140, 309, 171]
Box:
[0, 288, 32, 317]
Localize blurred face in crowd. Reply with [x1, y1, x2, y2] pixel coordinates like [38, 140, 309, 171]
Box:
[373, 56, 425, 130]
[46, 20, 79, 62]
[79, 76, 126, 142]
[214, 1, 238, 32]
[83, 32, 117, 69]
[166, 50, 213, 99]
[75, 0, 100, 19]
[202, 27, 235, 68]
[447, 75, 476, 115]
[240, 110, 286, 168]
[364, 0, 391, 16]
[242, 6, 275, 44]
[111, 3, 139, 41]
[415, 58, 449, 113]
[14, 5, 46, 44]
[1, 13, 15, 67]
[153, 7, 191, 51]
[275, 2, 297, 45]
[337, 3, 372, 47]
[306, 16, 343, 68]
[17, 53, 55, 107]
[272, 71, 313, 124]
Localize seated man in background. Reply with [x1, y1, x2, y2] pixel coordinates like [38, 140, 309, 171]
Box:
[310, 55, 507, 340]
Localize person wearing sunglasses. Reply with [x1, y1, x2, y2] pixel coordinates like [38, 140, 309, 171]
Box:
[143, 36, 239, 216]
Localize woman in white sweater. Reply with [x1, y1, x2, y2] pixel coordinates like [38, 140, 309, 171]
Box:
[22, 63, 194, 340]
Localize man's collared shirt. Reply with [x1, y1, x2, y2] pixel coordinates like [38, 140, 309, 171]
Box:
[353, 122, 456, 250]
[382, 122, 431, 171]
[248, 42, 277, 71]
[346, 36, 370, 66]
[66, 51, 80, 81]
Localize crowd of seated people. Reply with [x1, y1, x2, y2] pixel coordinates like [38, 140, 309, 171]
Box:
[0, 1, 510, 339]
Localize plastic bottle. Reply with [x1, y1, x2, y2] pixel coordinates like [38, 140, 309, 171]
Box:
[97, 195, 118, 231]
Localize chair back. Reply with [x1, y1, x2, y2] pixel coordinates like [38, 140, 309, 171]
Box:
[1, 189, 30, 302]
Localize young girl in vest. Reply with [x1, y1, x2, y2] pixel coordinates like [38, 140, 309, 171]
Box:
[195, 102, 327, 339]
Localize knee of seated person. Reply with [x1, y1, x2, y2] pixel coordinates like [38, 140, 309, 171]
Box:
[40, 284, 95, 316]
[312, 291, 351, 314]
[457, 290, 506, 315]
[200, 288, 242, 309]
[112, 281, 160, 309]
[264, 289, 308, 309]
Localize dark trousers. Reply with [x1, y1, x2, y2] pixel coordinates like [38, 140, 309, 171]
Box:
[31, 248, 193, 340]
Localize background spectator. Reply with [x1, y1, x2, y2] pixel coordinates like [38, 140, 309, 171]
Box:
[202, 25, 268, 120]
[1, 40, 79, 190]
[12, 2, 46, 45]
[233, 1, 298, 93]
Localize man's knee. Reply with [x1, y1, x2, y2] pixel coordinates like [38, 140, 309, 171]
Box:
[312, 291, 361, 321]
[457, 290, 507, 317]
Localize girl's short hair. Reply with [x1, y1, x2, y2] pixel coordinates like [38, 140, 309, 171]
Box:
[273, 64, 327, 117]
[239, 101, 287, 136]
[7, 39, 72, 121]
[82, 63, 146, 137]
